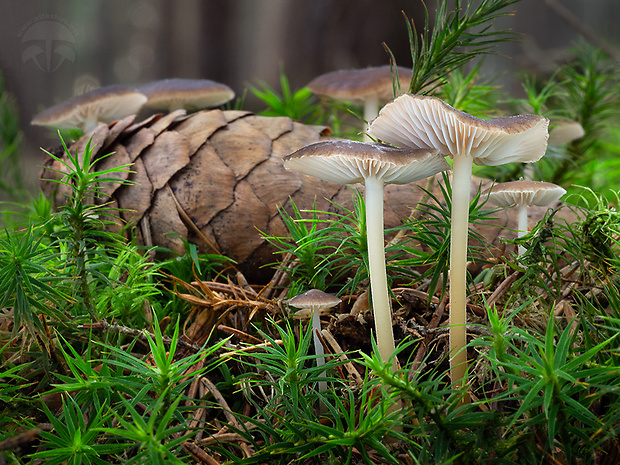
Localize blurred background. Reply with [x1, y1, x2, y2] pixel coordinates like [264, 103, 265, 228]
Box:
[0, 0, 618, 193]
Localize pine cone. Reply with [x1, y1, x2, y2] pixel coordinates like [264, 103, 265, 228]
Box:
[40, 110, 571, 282]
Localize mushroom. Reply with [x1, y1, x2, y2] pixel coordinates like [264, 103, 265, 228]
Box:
[283, 140, 450, 367]
[368, 94, 549, 394]
[488, 180, 566, 256]
[307, 65, 412, 141]
[524, 118, 584, 180]
[288, 289, 341, 393]
[138, 78, 235, 112]
[548, 118, 585, 146]
[31, 85, 147, 132]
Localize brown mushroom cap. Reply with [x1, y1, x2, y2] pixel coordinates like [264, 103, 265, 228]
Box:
[288, 289, 341, 317]
[306, 65, 413, 104]
[368, 94, 550, 166]
[31, 85, 147, 130]
[488, 180, 567, 208]
[548, 118, 585, 146]
[138, 78, 235, 111]
[283, 140, 450, 185]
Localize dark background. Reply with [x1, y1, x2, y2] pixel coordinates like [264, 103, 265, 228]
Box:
[0, 0, 618, 191]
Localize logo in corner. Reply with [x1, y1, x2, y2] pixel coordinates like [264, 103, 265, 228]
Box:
[19, 15, 79, 73]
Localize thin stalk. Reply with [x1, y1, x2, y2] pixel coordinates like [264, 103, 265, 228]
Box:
[449, 154, 473, 402]
[363, 97, 379, 142]
[517, 202, 528, 256]
[311, 309, 327, 393]
[364, 174, 396, 370]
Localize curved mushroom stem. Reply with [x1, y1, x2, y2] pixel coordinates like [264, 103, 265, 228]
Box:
[517, 202, 528, 256]
[311, 308, 327, 393]
[364, 174, 397, 370]
[449, 154, 473, 402]
[523, 163, 535, 181]
[83, 115, 98, 133]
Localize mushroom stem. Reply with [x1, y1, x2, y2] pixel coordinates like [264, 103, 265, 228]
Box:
[311, 309, 327, 393]
[449, 154, 473, 401]
[517, 202, 528, 256]
[363, 97, 379, 142]
[523, 163, 535, 181]
[364, 174, 396, 370]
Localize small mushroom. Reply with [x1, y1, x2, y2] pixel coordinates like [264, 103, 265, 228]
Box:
[488, 180, 566, 256]
[368, 94, 549, 395]
[307, 65, 412, 140]
[524, 118, 585, 180]
[31, 85, 147, 132]
[138, 78, 235, 112]
[548, 118, 585, 146]
[288, 289, 341, 393]
[284, 140, 450, 367]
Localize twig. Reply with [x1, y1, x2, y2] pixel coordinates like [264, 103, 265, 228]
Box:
[217, 325, 263, 344]
[183, 442, 221, 465]
[486, 270, 520, 308]
[0, 424, 52, 450]
[219, 339, 284, 358]
[165, 183, 224, 256]
[201, 377, 251, 458]
[199, 432, 252, 446]
[79, 320, 203, 352]
[393, 287, 440, 305]
[236, 271, 258, 297]
[320, 329, 364, 385]
[410, 293, 448, 374]
[259, 252, 294, 300]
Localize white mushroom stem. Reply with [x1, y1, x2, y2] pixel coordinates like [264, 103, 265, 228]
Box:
[517, 202, 528, 256]
[362, 97, 379, 142]
[449, 154, 474, 397]
[83, 114, 98, 133]
[311, 308, 327, 393]
[364, 174, 397, 370]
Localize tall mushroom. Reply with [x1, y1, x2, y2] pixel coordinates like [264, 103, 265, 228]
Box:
[284, 140, 450, 367]
[307, 66, 412, 141]
[288, 289, 341, 393]
[488, 180, 566, 256]
[138, 78, 235, 112]
[31, 85, 147, 132]
[368, 94, 549, 394]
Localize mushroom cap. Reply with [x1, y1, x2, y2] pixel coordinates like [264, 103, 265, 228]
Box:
[368, 94, 550, 166]
[488, 180, 567, 208]
[288, 289, 341, 312]
[548, 118, 585, 146]
[283, 140, 450, 185]
[138, 78, 235, 110]
[307, 65, 413, 104]
[31, 85, 147, 129]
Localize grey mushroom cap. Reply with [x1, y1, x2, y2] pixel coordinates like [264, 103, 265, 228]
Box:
[368, 94, 550, 166]
[548, 118, 585, 146]
[307, 65, 413, 104]
[288, 289, 341, 313]
[488, 180, 567, 208]
[283, 140, 450, 185]
[138, 78, 235, 111]
[31, 85, 147, 129]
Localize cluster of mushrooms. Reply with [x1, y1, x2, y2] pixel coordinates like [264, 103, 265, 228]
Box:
[282, 88, 577, 400]
[31, 78, 236, 131]
[31, 66, 582, 400]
